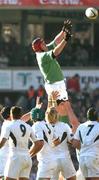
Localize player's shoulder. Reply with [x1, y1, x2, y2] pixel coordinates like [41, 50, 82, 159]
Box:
[36, 52, 46, 58]
[2, 120, 12, 131]
[32, 120, 45, 129]
[11, 119, 31, 129]
[2, 120, 11, 127]
[58, 121, 70, 128]
[77, 121, 91, 130]
[18, 120, 31, 128]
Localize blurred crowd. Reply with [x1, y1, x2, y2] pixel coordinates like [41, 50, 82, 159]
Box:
[0, 35, 98, 68]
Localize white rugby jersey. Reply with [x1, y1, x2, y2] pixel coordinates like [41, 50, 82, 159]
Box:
[0, 120, 10, 155]
[74, 120, 99, 157]
[51, 121, 74, 158]
[1, 119, 36, 154]
[32, 120, 57, 162]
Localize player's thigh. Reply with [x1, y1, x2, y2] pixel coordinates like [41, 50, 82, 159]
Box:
[5, 177, 17, 180]
[36, 161, 57, 180]
[19, 155, 32, 178]
[19, 178, 29, 180]
[45, 81, 68, 100]
[61, 157, 76, 179]
[67, 176, 76, 180]
[85, 156, 99, 178]
[0, 155, 7, 178]
[51, 160, 60, 180]
[4, 156, 21, 179]
[79, 157, 88, 178]
[76, 167, 85, 180]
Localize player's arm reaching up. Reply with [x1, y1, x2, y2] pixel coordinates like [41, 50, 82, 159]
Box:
[21, 96, 43, 122]
[53, 31, 71, 57]
[54, 19, 72, 45]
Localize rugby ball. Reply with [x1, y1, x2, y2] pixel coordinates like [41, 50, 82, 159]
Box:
[85, 7, 98, 20]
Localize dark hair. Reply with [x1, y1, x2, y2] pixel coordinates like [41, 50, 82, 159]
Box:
[10, 106, 22, 119]
[87, 107, 98, 121]
[1, 107, 11, 119]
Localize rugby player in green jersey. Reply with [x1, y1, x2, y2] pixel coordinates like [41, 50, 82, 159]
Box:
[32, 20, 79, 132]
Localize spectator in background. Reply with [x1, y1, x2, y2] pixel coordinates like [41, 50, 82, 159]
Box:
[36, 85, 45, 98]
[16, 93, 29, 113]
[4, 97, 12, 107]
[0, 51, 9, 68]
[74, 46, 89, 66]
[67, 74, 80, 94]
[27, 86, 36, 110]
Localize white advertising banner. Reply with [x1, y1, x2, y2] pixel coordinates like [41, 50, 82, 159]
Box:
[12, 69, 99, 90]
[0, 69, 99, 91]
[0, 70, 12, 90]
[13, 70, 44, 90]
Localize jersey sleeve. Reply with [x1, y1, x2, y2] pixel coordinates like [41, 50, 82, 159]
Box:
[0, 123, 10, 140]
[37, 50, 53, 63]
[30, 126, 37, 142]
[32, 123, 44, 141]
[74, 126, 81, 140]
[47, 40, 56, 50]
[65, 124, 74, 141]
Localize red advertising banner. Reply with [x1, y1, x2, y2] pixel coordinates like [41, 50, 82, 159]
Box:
[31, 0, 99, 7]
[0, 0, 99, 7]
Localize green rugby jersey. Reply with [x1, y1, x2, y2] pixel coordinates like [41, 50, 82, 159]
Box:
[36, 41, 64, 84]
[59, 115, 70, 124]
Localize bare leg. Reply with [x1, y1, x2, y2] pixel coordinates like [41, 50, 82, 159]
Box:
[58, 172, 64, 180]
[5, 177, 17, 180]
[19, 178, 29, 180]
[67, 176, 76, 180]
[56, 101, 79, 132]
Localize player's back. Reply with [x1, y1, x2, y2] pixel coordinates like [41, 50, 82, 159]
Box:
[32, 120, 57, 162]
[8, 120, 32, 153]
[77, 120, 99, 157]
[52, 121, 73, 158]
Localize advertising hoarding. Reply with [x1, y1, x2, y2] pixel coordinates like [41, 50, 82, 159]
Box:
[0, 69, 99, 91]
[0, 0, 99, 7]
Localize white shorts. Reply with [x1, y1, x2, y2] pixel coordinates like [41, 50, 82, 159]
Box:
[52, 157, 76, 180]
[4, 153, 32, 179]
[36, 161, 57, 180]
[79, 155, 99, 178]
[0, 155, 7, 177]
[76, 168, 85, 180]
[45, 80, 68, 100]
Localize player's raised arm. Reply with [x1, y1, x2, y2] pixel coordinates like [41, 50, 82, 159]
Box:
[21, 96, 43, 122]
[54, 19, 72, 45]
[53, 31, 72, 57]
[21, 112, 30, 122]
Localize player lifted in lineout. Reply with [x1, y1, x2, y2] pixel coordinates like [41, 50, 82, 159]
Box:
[32, 20, 79, 132]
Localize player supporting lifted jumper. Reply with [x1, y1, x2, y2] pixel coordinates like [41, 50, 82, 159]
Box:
[32, 20, 79, 132]
[73, 107, 99, 180]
